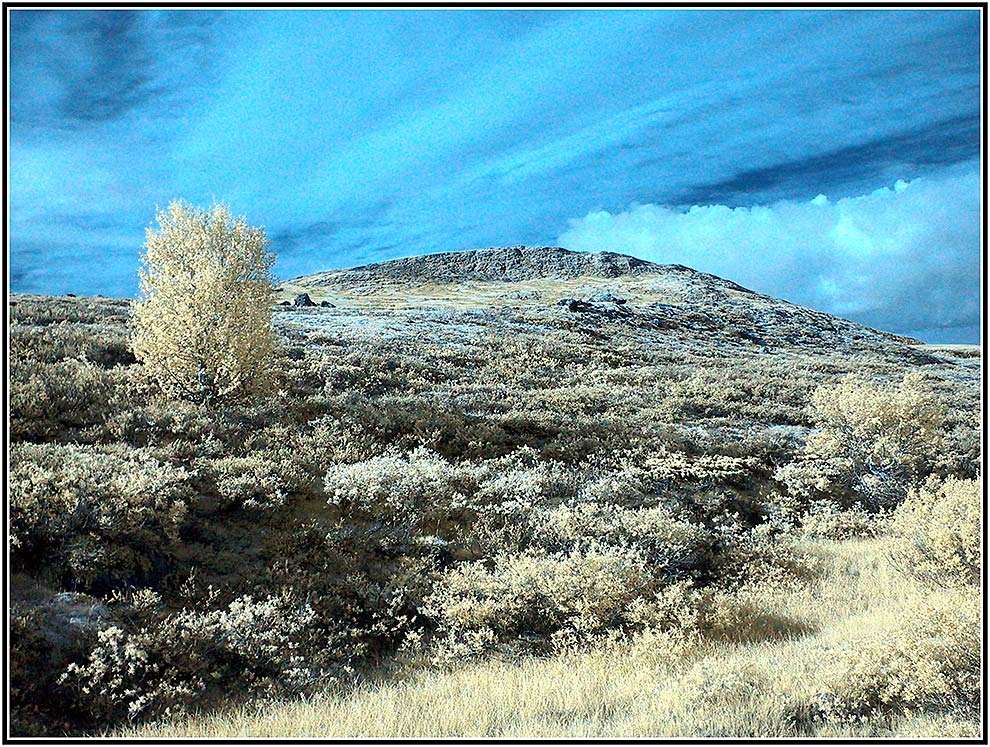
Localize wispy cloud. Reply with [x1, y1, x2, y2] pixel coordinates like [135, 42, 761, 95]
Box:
[673, 115, 982, 206]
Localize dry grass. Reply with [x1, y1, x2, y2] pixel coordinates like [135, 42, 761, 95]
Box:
[275, 274, 672, 309]
[121, 535, 982, 739]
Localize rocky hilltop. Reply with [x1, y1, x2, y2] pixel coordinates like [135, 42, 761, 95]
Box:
[291, 245, 678, 286]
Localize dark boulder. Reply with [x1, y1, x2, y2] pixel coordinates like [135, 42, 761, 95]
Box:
[558, 297, 633, 319]
[559, 298, 595, 313]
[589, 291, 626, 304]
[294, 293, 316, 307]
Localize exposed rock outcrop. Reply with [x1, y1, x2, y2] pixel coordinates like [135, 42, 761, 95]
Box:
[294, 246, 675, 286]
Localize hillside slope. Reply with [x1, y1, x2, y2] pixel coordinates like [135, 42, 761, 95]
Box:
[278, 245, 921, 360]
[8, 247, 980, 738]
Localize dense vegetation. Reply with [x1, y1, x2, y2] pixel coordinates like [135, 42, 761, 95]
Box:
[7, 290, 982, 737]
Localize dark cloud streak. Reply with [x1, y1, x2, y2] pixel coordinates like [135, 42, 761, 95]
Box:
[9, 9, 221, 133]
[670, 114, 982, 206]
[62, 13, 159, 123]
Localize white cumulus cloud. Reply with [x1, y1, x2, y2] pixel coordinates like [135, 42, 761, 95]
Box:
[557, 161, 982, 343]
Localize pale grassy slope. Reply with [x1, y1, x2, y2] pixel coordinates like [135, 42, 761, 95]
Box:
[120, 536, 981, 739]
[277, 273, 733, 310]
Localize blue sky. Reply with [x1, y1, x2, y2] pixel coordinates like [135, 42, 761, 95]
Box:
[7, 8, 983, 342]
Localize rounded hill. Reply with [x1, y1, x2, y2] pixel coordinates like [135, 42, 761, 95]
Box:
[291, 245, 678, 286]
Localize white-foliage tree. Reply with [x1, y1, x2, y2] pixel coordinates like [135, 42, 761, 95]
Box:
[132, 201, 277, 404]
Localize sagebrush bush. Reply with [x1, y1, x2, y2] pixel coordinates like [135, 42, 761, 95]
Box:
[772, 459, 849, 509]
[642, 449, 759, 490]
[805, 373, 946, 510]
[205, 455, 292, 511]
[131, 201, 277, 404]
[270, 518, 440, 667]
[9, 320, 135, 367]
[424, 545, 670, 658]
[62, 592, 319, 721]
[10, 295, 132, 326]
[9, 443, 189, 589]
[575, 464, 650, 506]
[664, 366, 811, 424]
[10, 608, 61, 735]
[103, 398, 222, 448]
[800, 500, 880, 540]
[325, 350, 447, 396]
[710, 521, 814, 591]
[923, 376, 982, 480]
[937, 414, 982, 480]
[474, 449, 577, 506]
[887, 477, 981, 587]
[535, 501, 713, 580]
[10, 359, 117, 440]
[324, 447, 480, 531]
[676, 656, 767, 708]
[816, 593, 980, 719]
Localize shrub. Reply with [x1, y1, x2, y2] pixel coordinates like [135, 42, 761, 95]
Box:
[103, 399, 222, 448]
[240, 423, 324, 498]
[642, 449, 759, 490]
[936, 408, 981, 481]
[887, 477, 981, 587]
[535, 501, 713, 581]
[131, 201, 277, 404]
[10, 295, 132, 326]
[9, 443, 189, 590]
[816, 592, 980, 719]
[800, 500, 880, 540]
[710, 521, 815, 591]
[324, 447, 479, 531]
[9, 321, 135, 368]
[424, 545, 666, 658]
[10, 608, 61, 735]
[270, 518, 440, 666]
[474, 450, 577, 506]
[9, 359, 116, 440]
[576, 465, 650, 506]
[664, 366, 811, 424]
[806, 373, 946, 510]
[324, 350, 445, 396]
[62, 593, 319, 722]
[772, 459, 848, 509]
[204, 455, 292, 511]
